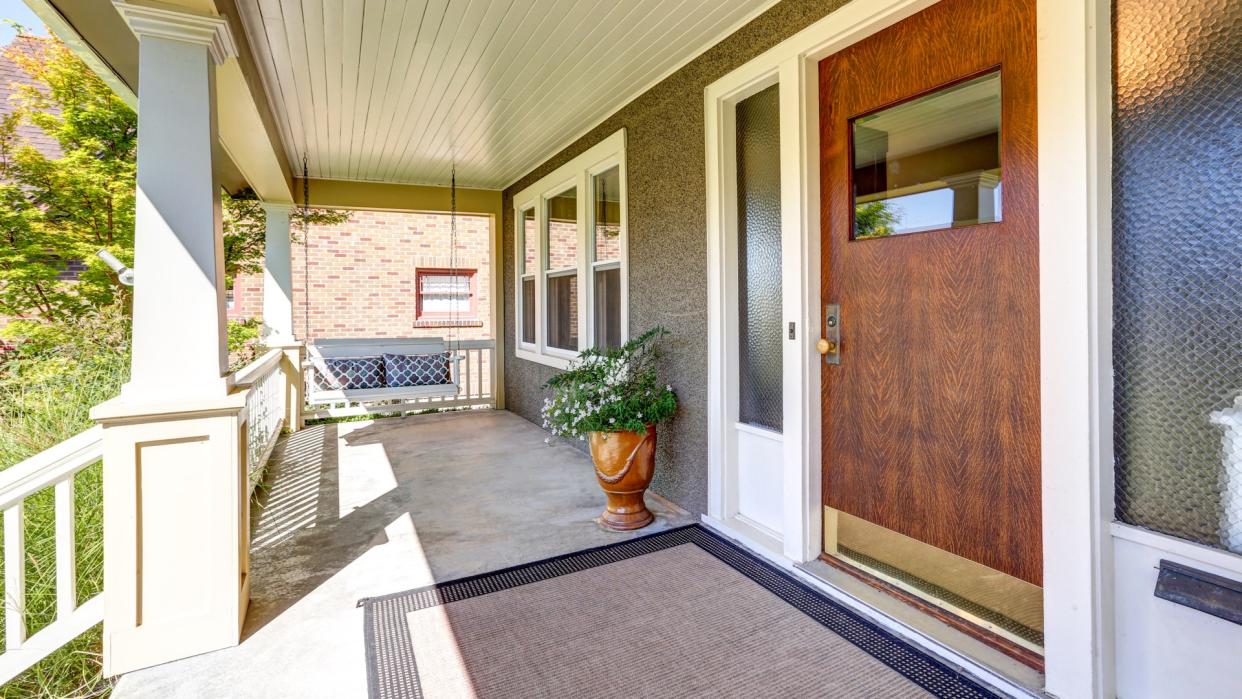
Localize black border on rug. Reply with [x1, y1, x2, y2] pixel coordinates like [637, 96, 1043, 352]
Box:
[360, 524, 1000, 699]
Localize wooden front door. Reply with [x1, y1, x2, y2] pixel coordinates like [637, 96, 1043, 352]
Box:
[819, 0, 1040, 585]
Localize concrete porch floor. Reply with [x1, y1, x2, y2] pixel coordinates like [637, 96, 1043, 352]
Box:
[114, 409, 694, 698]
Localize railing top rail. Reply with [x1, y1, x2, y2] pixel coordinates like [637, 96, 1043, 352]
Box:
[232, 347, 285, 388]
[0, 425, 103, 510]
[450, 339, 496, 350]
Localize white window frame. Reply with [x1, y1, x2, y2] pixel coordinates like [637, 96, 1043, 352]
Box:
[514, 129, 628, 370]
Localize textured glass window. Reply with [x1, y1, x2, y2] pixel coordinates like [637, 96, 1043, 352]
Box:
[851, 71, 1001, 239]
[519, 208, 536, 344]
[1113, 0, 1242, 553]
[417, 271, 473, 317]
[736, 84, 782, 432]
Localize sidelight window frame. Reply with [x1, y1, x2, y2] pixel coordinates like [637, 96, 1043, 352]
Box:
[513, 129, 628, 370]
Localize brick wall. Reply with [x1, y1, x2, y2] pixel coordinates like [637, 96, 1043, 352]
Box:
[229, 209, 492, 342]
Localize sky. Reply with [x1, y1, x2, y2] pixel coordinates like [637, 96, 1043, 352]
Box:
[0, 0, 49, 45]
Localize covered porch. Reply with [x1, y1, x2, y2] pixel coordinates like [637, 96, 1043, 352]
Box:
[112, 410, 694, 698]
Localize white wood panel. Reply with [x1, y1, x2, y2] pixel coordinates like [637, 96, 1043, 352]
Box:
[235, 0, 781, 188]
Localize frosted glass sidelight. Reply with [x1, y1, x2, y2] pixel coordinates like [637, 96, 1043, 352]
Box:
[736, 84, 782, 432]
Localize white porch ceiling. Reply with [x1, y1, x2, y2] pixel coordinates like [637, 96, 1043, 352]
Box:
[236, 0, 778, 190]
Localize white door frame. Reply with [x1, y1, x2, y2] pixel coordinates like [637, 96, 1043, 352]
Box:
[704, 0, 1113, 696]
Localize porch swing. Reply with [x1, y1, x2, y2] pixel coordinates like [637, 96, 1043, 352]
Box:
[303, 162, 465, 411]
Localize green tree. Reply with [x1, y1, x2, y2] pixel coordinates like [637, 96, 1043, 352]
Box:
[0, 36, 136, 321]
[0, 35, 349, 321]
[854, 200, 900, 239]
[222, 188, 349, 287]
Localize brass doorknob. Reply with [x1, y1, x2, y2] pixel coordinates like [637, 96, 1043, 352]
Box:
[817, 338, 837, 355]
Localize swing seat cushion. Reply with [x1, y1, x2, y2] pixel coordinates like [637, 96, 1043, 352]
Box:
[383, 352, 453, 387]
[314, 356, 385, 390]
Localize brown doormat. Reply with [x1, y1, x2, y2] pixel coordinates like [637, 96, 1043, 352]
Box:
[361, 525, 998, 699]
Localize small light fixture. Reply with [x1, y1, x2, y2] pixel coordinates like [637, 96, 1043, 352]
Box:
[96, 249, 135, 286]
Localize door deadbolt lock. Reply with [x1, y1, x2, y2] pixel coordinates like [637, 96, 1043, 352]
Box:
[821, 303, 841, 365]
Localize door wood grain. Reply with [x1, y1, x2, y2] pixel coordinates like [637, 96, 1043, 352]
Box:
[819, 0, 1041, 585]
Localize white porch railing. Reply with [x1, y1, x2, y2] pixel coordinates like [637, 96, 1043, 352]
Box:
[234, 348, 289, 493]
[308, 339, 497, 419]
[0, 426, 105, 685]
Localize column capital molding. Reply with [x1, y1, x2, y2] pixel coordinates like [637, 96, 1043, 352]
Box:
[260, 201, 297, 215]
[114, 1, 238, 65]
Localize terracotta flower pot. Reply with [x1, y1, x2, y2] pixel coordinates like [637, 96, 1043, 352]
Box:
[588, 425, 656, 530]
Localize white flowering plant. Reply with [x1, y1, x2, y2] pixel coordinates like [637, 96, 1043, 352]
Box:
[541, 327, 678, 439]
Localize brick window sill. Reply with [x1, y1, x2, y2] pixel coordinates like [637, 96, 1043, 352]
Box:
[411, 318, 485, 329]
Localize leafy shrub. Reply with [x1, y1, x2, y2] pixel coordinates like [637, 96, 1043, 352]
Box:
[541, 327, 677, 439]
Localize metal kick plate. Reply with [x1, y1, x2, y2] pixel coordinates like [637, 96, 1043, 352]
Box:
[824, 303, 841, 365]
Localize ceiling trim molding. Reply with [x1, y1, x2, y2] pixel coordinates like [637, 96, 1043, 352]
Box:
[113, 1, 238, 65]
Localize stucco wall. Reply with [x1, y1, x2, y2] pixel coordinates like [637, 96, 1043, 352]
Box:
[502, 0, 849, 514]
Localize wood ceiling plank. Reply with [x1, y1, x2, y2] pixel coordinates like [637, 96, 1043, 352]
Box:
[363, 0, 449, 183]
[318, 0, 343, 179]
[383, 0, 516, 184]
[424, 0, 598, 185]
[236, 0, 303, 183]
[487, 0, 748, 183]
[405, 0, 571, 185]
[473, 0, 702, 180]
[235, 0, 781, 187]
[347, 0, 385, 179]
[336, 0, 363, 180]
[357, 0, 434, 183]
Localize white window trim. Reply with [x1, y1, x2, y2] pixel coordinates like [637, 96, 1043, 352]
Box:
[514, 129, 628, 370]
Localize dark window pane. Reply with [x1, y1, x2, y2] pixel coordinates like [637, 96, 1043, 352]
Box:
[546, 188, 577, 271]
[736, 83, 782, 432]
[521, 277, 535, 344]
[547, 273, 578, 351]
[852, 71, 1001, 239]
[594, 267, 622, 350]
[593, 166, 622, 262]
[521, 208, 536, 273]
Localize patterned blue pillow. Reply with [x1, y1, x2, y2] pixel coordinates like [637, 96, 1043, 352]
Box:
[315, 356, 385, 390]
[383, 352, 452, 387]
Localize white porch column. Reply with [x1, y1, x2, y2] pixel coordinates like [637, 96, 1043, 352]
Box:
[122, 1, 237, 400]
[261, 202, 296, 344]
[92, 2, 249, 679]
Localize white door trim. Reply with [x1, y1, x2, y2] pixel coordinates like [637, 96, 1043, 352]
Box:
[704, 0, 1113, 696]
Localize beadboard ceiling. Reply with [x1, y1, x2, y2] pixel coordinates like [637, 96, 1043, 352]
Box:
[236, 0, 778, 190]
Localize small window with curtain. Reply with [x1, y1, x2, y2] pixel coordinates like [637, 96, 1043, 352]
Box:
[416, 268, 476, 321]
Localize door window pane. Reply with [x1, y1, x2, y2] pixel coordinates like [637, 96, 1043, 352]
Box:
[594, 266, 622, 350]
[545, 188, 577, 271]
[593, 166, 622, 262]
[546, 272, 578, 351]
[852, 71, 1001, 239]
[736, 83, 782, 432]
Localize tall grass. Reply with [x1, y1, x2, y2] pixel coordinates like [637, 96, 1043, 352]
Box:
[0, 307, 128, 698]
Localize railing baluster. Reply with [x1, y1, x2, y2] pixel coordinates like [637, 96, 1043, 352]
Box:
[4, 502, 26, 650]
[55, 477, 77, 619]
[464, 348, 472, 399]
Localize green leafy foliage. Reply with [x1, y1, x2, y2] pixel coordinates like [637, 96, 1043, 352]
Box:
[854, 200, 899, 239]
[0, 37, 136, 321]
[221, 188, 349, 285]
[542, 327, 678, 438]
